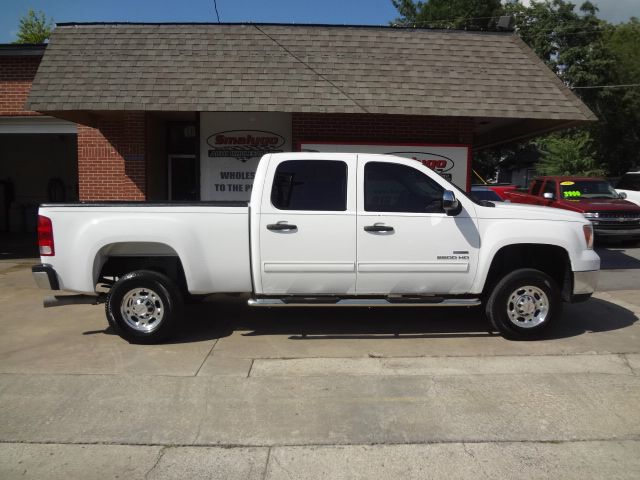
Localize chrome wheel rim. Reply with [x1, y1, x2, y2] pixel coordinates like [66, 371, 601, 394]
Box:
[506, 285, 549, 329]
[120, 288, 164, 333]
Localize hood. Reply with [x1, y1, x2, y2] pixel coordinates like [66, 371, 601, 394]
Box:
[477, 202, 586, 222]
[556, 198, 640, 212]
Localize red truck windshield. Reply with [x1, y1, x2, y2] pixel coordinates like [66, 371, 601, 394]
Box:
[560, 180, 618, 199]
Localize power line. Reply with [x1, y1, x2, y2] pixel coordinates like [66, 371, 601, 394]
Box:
[213, 0, 221, 23]
[253, 25, 370, 114]
[571, 83, 640, 89]
[392, 11, 610, 29]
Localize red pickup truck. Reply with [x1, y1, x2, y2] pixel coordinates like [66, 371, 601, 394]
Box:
[504, 176, 640, 241]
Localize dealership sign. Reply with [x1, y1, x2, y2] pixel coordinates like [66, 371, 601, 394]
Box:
[207, 130, 286, 161]
[300, 143, 470, 188]
[200, 113, 292, 201]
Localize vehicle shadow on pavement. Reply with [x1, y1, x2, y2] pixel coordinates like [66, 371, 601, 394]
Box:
[544, 297, 638, 339]
[596, 245, 640, 270]
[161, 296, 637, 344]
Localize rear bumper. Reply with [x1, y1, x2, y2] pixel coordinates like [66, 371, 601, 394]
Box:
[32, 264, 59, 290]
[571, 270, 598, 302]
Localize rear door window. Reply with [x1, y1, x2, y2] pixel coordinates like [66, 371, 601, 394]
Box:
[271, 160, 347, 211]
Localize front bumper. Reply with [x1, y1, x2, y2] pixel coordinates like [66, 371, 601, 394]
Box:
[571, 270, 598, 302]
[32, 264, 59, 290]
[594, 227, 640, 239]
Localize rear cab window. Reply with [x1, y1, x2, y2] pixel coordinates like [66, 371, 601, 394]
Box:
[531, 180, 543, 196]
[542, 180, 556, 197]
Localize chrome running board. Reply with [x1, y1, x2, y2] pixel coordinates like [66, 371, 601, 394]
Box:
[247, 297, 481, 308]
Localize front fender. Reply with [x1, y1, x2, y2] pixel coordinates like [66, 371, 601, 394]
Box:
[472, 218, 596, 294]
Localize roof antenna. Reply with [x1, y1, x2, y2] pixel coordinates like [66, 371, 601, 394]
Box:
[213, 0, 221, 23]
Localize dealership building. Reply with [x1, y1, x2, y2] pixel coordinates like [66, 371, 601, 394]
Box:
[0, 23, 594, 227]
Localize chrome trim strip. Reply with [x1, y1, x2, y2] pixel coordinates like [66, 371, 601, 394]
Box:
[357, 262, 469, 273]
[263, 262, 356, 273]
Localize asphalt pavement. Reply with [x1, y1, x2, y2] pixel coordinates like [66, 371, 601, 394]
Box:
[0, 244, 639, 479]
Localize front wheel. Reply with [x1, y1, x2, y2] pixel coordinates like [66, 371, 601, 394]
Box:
[106, 270, 183, 344]
[485, 268, 561, 340]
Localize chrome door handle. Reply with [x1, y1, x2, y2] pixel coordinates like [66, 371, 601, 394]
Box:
[267, 223, 298, 231]
[364, 225, 394, 232]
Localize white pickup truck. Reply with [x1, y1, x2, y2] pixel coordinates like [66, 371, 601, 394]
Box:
[616, 171, 640, 207]
[33, 153, 599, 343]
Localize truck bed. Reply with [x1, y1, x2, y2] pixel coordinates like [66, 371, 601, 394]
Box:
[39, 202, 252, 295]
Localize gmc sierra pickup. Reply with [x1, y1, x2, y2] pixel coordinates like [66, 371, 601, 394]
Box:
[33, 153, 599, 343]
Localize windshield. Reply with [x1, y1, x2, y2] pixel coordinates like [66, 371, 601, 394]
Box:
[560, 180, 619, 199]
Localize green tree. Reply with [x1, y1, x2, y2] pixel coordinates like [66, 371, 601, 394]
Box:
[392, 0, 504, 30]
[592, 18, 640, 174]
[15, 9, 53, 44]
[392, 0, 640, 177]
[536, 131, 604, 176]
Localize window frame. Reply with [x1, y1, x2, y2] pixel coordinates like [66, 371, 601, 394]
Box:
[270, 159, 349, 212]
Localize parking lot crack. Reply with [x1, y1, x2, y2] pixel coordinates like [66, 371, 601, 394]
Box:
[194, 339, 219, 376]
[462, 442, 475, 459]
[620, 354, 637, 375]
[262, 447, 273, 480]
[144, 446, 167, 480]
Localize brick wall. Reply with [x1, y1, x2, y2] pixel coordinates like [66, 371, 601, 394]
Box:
[77, 113, 146, 201]
[292, 113, 474, 147]
[0, 56, 41, 116]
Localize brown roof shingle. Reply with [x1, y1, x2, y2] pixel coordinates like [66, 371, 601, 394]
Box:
[26, 23, 596, 121]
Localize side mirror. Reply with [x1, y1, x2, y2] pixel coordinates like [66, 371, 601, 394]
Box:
[543, 192, 555, 200]
[618, 191, 627, 200]
[443, 190, 460, 216]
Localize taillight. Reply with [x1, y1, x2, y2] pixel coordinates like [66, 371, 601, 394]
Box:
[37, 215, 55, 256]
[583, 224, 593, 250]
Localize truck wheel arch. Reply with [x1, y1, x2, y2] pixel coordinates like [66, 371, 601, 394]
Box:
[482, 244, 572, 302]
[93, 242, 190, 294]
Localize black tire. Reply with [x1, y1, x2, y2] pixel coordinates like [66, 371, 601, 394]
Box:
[106, 270, 183, 344]
[485, 268, 561, 340]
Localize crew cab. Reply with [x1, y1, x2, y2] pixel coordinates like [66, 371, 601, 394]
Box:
[504, 176, 640, 241]
[32, 153, 600, 343]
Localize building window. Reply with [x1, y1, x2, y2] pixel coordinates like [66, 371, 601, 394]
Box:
[365, 162, 444, 213]
[271, 160, 347, 211]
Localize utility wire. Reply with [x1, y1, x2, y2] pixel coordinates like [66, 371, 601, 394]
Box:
[213, 0, 221, 23]
[571, 84, 640, 89]
[253, 25, 370, 114]
[392, 9, 610, 28]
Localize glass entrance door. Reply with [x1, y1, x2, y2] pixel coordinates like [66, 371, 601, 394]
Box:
[168, 154, 198, 201]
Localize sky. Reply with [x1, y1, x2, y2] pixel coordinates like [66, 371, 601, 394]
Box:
[2, 0, 638, 43]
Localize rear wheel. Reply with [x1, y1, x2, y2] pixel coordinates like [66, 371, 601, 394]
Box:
[485, 268, 561, 340]
[106, 270, 183, 344]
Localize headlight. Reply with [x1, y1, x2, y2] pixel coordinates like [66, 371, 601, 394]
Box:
[583, 212, 599, 219]
[583, 224, 594, 249]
